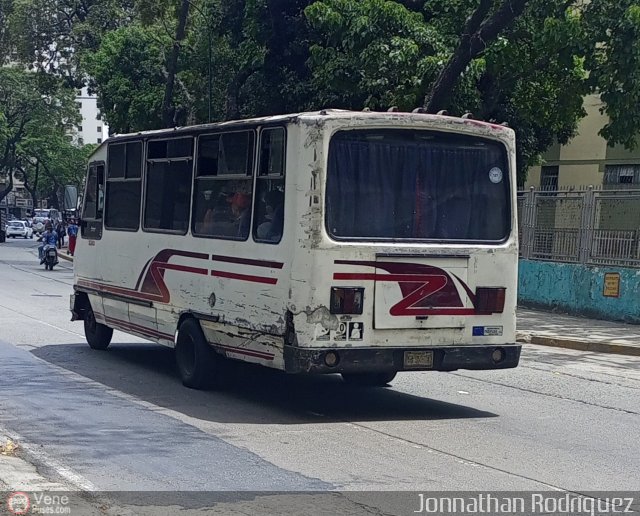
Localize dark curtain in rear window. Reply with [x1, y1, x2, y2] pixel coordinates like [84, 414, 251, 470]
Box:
[326, 130, 511, 241]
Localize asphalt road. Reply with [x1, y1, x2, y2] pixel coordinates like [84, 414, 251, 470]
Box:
[1, 239, 639, 512]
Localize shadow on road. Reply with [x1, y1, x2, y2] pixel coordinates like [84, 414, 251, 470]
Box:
[31, 342, 498, 425]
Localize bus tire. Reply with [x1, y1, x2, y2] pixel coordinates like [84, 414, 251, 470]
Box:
[84, 305, 113, 350]
[341, 371, 397, 387]
[175, 318, 217, 390]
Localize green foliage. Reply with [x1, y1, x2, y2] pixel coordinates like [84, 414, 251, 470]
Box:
[583, 0, 640, 149]
[305, 0, 447, 110]
[0, 67, 80, 203]
[3, 0, 640, 185]
[82, 25, 168, 133]
[4, 0, 134, 82]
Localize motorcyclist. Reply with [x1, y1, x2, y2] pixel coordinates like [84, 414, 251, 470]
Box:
[38, 223, 58, 263]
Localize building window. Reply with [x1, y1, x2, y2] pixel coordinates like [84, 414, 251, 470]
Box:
[96, 112, 102, 120]
[604, 164, 639, 185]
[97, 126, 102, 133]
[540, 166, 559, 191]
[78, 138, 84, 145]
[97, 138, 102, 144]
[77, 125, 83, 132]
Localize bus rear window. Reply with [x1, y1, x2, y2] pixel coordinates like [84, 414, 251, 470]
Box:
[325, 129, 511, 242]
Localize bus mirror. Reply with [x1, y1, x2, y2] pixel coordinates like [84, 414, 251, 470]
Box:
[63, 185, 78, 212]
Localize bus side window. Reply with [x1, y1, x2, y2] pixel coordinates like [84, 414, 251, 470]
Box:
[81, 162, 104, 240]
[105, 141, 142, 231]
[96, 165, 105, 219]
[83, 166, 98, 220]
[253, 127, 285, 244]
[192, 131, 254, 240]
[143, 137, 193, 234]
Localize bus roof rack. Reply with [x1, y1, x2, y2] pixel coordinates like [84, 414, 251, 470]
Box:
[412, 107, 427, 113]
[436, 110, 448, 116]
[387, 106, 399, 112]
[461, 112, 474, 119]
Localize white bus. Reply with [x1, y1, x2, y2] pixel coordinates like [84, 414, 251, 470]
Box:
[70, 110, 521, 388]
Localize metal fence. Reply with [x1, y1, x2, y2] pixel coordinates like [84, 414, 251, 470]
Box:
[518, 186, 640, 268]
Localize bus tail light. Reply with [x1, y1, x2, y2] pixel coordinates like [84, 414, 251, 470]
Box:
[330, 287, 364, 315]
[475, 287, 506, 314]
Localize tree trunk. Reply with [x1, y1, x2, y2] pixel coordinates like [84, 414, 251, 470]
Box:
[162, 0, 190, 128]
[0, 169, 14, 204]
[424, 0, 529, 113]
[224, 64, 260, 120]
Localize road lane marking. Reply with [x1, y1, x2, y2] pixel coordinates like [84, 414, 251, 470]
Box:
[0, 426, 96, 491]
[0, 302, 85, 338]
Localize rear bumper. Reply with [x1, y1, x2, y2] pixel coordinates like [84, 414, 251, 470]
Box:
[284, 344, 521, 374]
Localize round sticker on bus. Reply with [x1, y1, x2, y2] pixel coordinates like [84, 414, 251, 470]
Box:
[489, 167, 503, 184]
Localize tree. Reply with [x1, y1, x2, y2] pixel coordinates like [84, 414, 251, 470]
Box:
[0, 67, 79, 205]
[424, 0, 529, 113]
[304, 0, 599, 179]
[3, 0, 135, 83]
[582, 0, 640, 150]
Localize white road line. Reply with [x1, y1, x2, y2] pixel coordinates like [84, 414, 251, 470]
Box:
[0, 302, 84, 337]
[0, 426, 96, 491]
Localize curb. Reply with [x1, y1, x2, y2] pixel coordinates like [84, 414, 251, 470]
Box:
[517, 332, 640, 357]
[58, 252, 73, 263]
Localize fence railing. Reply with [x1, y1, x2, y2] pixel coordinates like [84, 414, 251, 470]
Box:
[518, 186, 640, 268]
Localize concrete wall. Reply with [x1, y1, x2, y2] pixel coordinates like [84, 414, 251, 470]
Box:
[518, 259, 640, 323]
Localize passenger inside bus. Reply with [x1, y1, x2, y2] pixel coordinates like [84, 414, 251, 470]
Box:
[256, 189, 284, 242]
[228, 192, 251, 238]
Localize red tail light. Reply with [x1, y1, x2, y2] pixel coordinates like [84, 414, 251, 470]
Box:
[475, 287, 506, 314]
[330, 287, 364, 315]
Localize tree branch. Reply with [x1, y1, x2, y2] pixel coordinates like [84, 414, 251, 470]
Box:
[162, 0, 190, 127]
[425, 0, 529, 113]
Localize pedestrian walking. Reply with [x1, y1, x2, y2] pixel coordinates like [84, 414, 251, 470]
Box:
[67, 219, 78, 256]
[56, 221, 66, 249]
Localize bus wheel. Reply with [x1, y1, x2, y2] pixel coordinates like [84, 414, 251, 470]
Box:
[175, 318, 218, 389]
[341, 372, 397, 387]
[84, 305, 113, 350]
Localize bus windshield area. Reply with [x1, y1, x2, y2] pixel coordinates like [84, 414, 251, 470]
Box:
[325, 129, 511, 242]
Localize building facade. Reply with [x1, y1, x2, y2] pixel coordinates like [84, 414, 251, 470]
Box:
[525, 94, 640, 190]
[73, 87, 109, 146]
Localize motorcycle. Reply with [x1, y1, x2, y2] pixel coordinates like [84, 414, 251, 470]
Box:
[42, 244, 59, 270]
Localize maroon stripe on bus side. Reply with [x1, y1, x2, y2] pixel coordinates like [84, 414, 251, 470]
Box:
[211, 255, 284, 269]
[104, 315, 174, 341]
[211, 270, 278, 285]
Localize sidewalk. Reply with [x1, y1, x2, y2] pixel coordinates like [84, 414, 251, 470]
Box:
[517, 307, 640, 356]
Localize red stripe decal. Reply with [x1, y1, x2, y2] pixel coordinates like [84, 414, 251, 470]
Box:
[160, 263, 209, 275]
[212, 255, 284, 269]
[333, 273, 448, 282]
[77, 279, 161, 302]
[211, 270, 278, 285]
[104, 316, 174, 341]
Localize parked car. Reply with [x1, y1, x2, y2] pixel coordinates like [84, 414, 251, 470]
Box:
[5, 220, 33, 239]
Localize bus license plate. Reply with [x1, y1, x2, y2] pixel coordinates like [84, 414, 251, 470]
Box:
[404, 351, 433, 369]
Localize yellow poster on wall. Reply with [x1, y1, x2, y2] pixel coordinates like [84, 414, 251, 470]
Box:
[603, 273, 621, 298]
